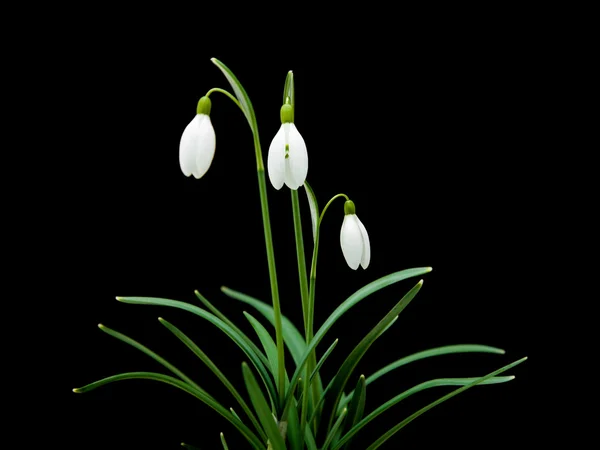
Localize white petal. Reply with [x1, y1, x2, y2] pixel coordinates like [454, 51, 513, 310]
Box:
[340, 215, 363, 270]
[193, 115, 216, 179]
[284, 123, 308, 189]
[267, 124, 286, 190]
[356, 215, 371, 269]
[179, 115, 203, 177]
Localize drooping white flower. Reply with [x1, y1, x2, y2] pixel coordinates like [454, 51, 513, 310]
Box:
[340, 200, 370, 270]
[179, 96, 216, 179]
[267, 104, 308, 190]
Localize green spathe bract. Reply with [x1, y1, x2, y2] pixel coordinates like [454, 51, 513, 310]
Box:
[74, 59, 526, 449]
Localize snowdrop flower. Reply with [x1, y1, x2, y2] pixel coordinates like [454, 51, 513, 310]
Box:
[340, 200, 370, 270]
[179, 96, 216, 179]
[267, 104, 308, 190]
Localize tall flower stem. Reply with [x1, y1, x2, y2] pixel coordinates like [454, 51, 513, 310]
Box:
[255, 133, 286, 409]
[305, 193, 349, 433]
[291, 189, 310, 336]
[210, 58, 287, 410]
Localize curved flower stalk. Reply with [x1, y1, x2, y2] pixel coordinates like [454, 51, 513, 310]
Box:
[267, 104, 308, 190]
[179, 96, 216, 179]
[340, 200, 371, 270]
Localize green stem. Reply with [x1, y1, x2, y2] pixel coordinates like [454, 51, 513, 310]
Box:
[306, 193, 349, 434]
[206, 88, 242, 110]
[291, 189, 310, 338]
[256, 144, 285, 409]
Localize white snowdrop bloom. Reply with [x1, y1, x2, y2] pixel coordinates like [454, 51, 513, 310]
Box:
[340, 200, 370, 270]
[267, 104, 308, 190]
[179, 96, 216, 179]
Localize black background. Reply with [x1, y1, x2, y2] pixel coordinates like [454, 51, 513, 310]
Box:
[43, 9, 553, 449]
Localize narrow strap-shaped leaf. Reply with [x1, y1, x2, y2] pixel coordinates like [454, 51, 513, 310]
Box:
[304, 425, 318, 450]
[158, 317, 267, 442]
[284, 394, 302, 450]
[322, 407, 347, 450]
[117, 296, 277, 408]
[310, 339, 338, 383]
[338, 344, 506, 411]
[282, 268, 431, 417]
[74, 372, 265, 450]
[341, 375, 366, 450]
[332, 375, 515, 450]
[303, 181, 319, 243]
[364, 357, 528, 450]
[195, 290, 270, 367]
[211, 58, 256, 132]
[244, 312, 280, 381]
[181, 443, 201, 449]
[323, 280, 424, 435]
[220, 432, 229, 449]
[222, 286, 325, 412]
[221, 287, 306, 365]
[242, 363, 286, 450]
[96, 324, 207, 396]
[283, 70, 294, 109]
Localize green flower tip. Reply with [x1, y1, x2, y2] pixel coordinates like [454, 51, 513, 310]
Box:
[344, 200, 356, 215]
[280, 103, 294, 123]
[197, 96, 212, 115]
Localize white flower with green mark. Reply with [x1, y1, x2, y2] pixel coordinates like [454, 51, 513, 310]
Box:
[267, 104, 308, 190]
[340, 200, 370, 270]
[179, 96, 216, 179]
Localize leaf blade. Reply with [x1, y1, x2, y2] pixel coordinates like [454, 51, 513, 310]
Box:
[364, 357, 528, 450]
[332, 376, 515, 450]
[242, 363, 286, 450]
[117, 296, 277, 408]
[74, 371, 265, 450]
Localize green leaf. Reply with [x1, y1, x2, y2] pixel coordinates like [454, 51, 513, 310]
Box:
[304, 426, 318, 450]
[117, 296, 277, 408]
[211, 58, 256, 132]
[96, 324, 207, 396]
[283, 70, 294, 109]
[242, 363, 286, 450]
[195, 290, 270, 368]
[332, 376, 515, 450]
[338, 344, 506, 411]
[285, 393, 303, 450]
[158, 317, 267, 442]
[221, 286, 325, 414]
[364, 357, 528, 450]
[244, 311, 282, 385]
[322, 280, 424, 434]
[310, 339, 338, 383]
[74, 372, 265, 450]
[221, 287, 306, 366]
[322, 407, 347, 450]
[342, 375, 366, 450]
[181, 443, 201, 449]
[220, 432, 229, 450]
[303, 181, 319, 243]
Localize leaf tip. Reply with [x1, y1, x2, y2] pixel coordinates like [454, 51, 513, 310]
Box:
[426, 266, 433, 272]
[359, 374, 365, 380]
[72, 388, 81, 393]
[158, 317, 165, 323]
[115, 296, 123, 302]
[97, 323, 105, 329]
[220, 432, 224, 437]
